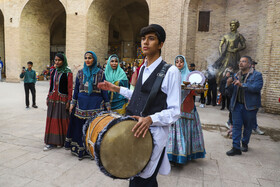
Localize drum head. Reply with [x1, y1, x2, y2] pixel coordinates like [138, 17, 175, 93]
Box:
[95, 118, 153, 179]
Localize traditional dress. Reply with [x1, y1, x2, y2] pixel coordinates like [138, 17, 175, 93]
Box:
[65, 51, 110, 159]
[45, 54, 73, 146]
[104, 54, 128, 115]
[167, 55, 206, 164]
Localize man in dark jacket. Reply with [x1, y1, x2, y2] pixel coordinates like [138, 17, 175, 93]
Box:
[226, 56, 263, 156]
[219, 71, 231, 110]
[206, 72, 217, 106]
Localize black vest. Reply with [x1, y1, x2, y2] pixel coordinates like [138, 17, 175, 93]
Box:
[126, 61, 168, 117]
[49, 69, 69, 95]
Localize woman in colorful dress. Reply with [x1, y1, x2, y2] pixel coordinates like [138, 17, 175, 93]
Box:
[65, 51, 110, 159]
[44, 53, 73, 151]
[167, 55, 206, 164]
[104, 54, 128, 115]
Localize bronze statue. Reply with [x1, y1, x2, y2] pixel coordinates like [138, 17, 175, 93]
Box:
[213, 20, 246, 83]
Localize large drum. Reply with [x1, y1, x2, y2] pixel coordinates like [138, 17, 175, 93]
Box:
[83, 112, 153, 179]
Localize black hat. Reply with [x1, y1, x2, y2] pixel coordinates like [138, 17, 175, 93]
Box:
[190, 63, 195, 67]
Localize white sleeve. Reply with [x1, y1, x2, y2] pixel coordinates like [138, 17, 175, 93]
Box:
[150, 65, 181, 127]
[119, 86, 134, 100]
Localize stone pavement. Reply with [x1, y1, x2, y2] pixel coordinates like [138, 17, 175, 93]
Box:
[0, 81, 280, 187]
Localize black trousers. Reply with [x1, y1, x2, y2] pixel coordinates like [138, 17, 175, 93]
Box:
[207, 85, 217, 106]
[221, 95, 230, 109]
[200, 93, 205, 104]
[129, 148, 166, 187]
[24, 83, 36, 106]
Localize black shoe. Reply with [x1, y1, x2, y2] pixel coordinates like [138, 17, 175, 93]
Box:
[32, 105, 38, 108]
[206, 103, 211, 105]
[220, 108, 225, 110]
[226, 148, 242, 156]
[212, 104, 217, 106]
[241, 143, 248, 152]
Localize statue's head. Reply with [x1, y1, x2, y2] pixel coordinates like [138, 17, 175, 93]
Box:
[229, 20, 240, 31]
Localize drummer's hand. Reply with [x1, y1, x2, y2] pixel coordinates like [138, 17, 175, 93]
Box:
[131, 116, 153, 138]
[98, 80, 120, 93]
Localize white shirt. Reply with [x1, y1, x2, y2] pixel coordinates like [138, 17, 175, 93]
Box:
[120, 56, 181, 178]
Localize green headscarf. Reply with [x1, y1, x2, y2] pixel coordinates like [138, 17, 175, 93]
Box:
[55, 53, 71, 73]
[104, 54, 128, 84]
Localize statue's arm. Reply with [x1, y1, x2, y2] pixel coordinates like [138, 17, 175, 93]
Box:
[219, 37, 225, 55]
[238, 35, 246, 51]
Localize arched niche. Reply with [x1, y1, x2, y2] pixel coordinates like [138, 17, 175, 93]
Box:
[20, 0, 66, 73]
[87, 0, 149, 64]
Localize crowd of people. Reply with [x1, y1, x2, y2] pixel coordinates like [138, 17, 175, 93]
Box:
[18, 23, 265, 186]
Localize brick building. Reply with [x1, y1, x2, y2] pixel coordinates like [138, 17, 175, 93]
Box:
[0, 0, 279, 113]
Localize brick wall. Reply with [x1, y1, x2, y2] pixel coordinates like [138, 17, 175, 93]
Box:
[20, 0, 66, 72]
[0, 0, 279, 113]
[261, 0, 280, 114]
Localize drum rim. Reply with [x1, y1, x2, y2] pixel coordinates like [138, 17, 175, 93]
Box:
[94, 115, 154, 179]
[82, 112, 99, 156]
[82, 111, 114, 157]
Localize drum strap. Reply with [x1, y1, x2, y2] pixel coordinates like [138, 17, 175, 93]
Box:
[140, 63, 172, 117]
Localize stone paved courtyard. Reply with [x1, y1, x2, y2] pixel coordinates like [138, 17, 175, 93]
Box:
[0, 81, 280, 187]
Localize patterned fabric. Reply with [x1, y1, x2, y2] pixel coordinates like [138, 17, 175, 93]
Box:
[109, 80, 129, 114]
[45, 71, 73, 146]
[71, 69, 110, 119]
[65, 112, 88, 159]
[65, 68, 110, 159]
[167, 90, 205, 164]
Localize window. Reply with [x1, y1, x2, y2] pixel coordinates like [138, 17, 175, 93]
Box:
[198, 11, 210, 32]
[113, 30, 119, 39]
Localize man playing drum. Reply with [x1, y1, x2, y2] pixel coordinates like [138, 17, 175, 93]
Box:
[98, 24, 181, 187]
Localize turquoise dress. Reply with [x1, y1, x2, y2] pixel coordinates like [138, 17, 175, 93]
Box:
[109, 80, 129, 114]
[167, 90, 206, 164]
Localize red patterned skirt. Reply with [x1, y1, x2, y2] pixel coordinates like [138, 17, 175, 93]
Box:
[45, 100, 69, 146]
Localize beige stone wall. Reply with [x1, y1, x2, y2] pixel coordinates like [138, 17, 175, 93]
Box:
[225, 0, 260, 61]
[181, 0, 280, 114]
[194, 0, 227, 70]
[87, 0, 149, 65]
[0, 0, 279, 113]
[185, 0, 261, 71]
[20, 0, 66, 74]
[260, 0, 280, 114]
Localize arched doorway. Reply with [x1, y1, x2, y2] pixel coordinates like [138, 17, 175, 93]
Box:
[0, 10, 5, 79]
[50, 12, 66, 63]
[87, 0, 149, 65]
[20, 0, 66, 73]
